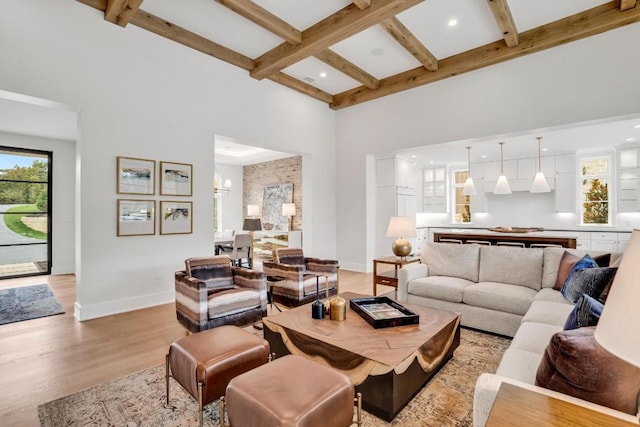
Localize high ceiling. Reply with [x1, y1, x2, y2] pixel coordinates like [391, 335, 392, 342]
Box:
[76, 0, 640, 110]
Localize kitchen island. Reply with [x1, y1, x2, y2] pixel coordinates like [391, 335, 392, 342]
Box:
[433, 228, 577, 248]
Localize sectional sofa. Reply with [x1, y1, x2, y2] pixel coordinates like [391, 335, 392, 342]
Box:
[397, 242, 638, 426]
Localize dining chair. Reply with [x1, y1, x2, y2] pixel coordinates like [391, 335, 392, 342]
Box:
[230, 233, 252, 268]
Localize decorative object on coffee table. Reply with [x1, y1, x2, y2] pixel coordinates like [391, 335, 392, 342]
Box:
[386, 216, 416, 259]
[330, 295, 347, 321]
[311, 275, 325, 319]
[350, 296, 419, 329]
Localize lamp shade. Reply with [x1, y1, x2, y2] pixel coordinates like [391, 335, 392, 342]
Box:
[247, 204, 260, 217]
[386, 216, 416, 238]
[594, 229, 640, 368]
[493, 175, 511, 194]
[462, 177, 477, 196]
[242, 218, 262, 232]
[530, 172, 551, 193]
[282, 203, 296, 217]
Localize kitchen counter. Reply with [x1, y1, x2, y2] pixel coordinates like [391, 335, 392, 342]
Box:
[432, 229, 577, 248]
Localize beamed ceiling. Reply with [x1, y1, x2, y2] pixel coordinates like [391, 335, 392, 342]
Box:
[77, 0, 639, 110]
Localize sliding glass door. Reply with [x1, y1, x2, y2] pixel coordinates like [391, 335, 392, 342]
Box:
[0, 146, 51, 278]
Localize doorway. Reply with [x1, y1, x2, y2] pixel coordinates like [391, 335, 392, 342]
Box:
[0, 146, 52, 278]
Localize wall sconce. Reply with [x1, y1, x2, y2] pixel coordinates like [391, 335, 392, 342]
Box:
[214, 178, 232, 194]
[282, 203, 296, 231]
[247, 204, 260, 217]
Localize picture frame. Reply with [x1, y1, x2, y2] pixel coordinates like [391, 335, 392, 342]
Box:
[117, 199, 156, 236]
[117, 156, 156, 195]
[160, 201, 193, 235]
[160, 161, 192, 196]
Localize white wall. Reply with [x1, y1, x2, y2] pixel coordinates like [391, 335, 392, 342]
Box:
[1, 0, 336, 319]
[0, 131, 76, 274]
[214, 163, 243, 232]
[336, 23, 640, 272]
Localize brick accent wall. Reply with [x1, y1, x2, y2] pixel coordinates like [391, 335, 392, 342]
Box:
[243, 156, 302, 231]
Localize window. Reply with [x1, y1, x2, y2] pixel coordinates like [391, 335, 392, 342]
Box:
[452, 169, 471, 223]
[580, 157, 610, 225]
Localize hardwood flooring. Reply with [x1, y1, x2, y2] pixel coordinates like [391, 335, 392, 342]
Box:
[0, 269, 393, 426]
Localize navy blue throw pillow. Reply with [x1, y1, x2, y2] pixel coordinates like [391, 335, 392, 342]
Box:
[561, 266, 617, 304]
[564, 294, 604, 330]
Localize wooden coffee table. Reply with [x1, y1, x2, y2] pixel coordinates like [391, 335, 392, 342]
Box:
[263, 292, 461, 421]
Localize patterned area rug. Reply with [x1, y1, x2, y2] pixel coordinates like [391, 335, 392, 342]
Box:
[0, 284, 64, 325]
[38, 328, 509, 426]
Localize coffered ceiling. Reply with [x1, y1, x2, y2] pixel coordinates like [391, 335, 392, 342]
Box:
[77, 1, 639, 109]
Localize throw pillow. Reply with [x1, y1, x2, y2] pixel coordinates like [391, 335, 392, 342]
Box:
[553, 252, 611, 290]
[561, 266, 617, 303]
[563, 294, 603, 330]
[535, 327, 640, 415]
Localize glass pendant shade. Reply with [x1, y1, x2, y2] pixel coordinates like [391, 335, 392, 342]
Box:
[462, 146, 477, 196]
[493, 142, 511, 195]
[530, 136, 551, 193]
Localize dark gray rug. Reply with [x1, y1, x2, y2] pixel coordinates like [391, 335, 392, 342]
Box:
[0, 284, 64, 325]
[38, 328, 510, 426]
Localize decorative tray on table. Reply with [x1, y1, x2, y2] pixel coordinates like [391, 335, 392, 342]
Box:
[350, 296, 419, 329]
[488, 227, 544, 233]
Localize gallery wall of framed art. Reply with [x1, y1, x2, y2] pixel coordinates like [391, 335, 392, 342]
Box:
[116, 156, 193, 236]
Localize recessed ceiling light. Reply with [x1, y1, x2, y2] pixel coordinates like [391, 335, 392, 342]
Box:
[448, 19, 458, 27]
[627, 137, 635, 142]
[411, 154, 417, 159]
[319, 72, 327, 78]
[429, 161, 435, 164]
[371, 48, 385, 57]
[635, 124, 640, 129]
[542, 148, 548, 152]
[481, 155, 487, 159]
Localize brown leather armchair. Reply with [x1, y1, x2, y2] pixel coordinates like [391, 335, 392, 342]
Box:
[262, 248, 339, 307]
[174, 255, 267, 333]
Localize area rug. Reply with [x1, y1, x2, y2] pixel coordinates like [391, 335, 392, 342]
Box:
[0, 284, 64, 325]
[38, 328, 510, 426]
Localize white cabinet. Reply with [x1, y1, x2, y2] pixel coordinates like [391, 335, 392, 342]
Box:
[590, 232, 618, 252]
[470, 180, 488, 213]
[617, 232, 631, 252]
[554, 174, 575, 213]
[423, 166, 447, 213]
[376, 156, 416, 189]
[397, 157, 416, 189]
[617, 147, 640, 212]
[575, 232, 591, 250]
[555, 154, 575, 174]
[517, 158, 536, 180]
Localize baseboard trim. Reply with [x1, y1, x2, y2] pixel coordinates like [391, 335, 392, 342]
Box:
[339, 262, 369, 273]
[74, 291, 174, 321]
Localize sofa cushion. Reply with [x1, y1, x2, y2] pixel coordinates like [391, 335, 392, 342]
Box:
[563, 294, 603, 330]
[535, 326, 640, 415]
[510, 321, 563, 354]
[554, 252, 611, 291]
[407, 276, 473, 303]
[208, 288, 261, 317]
[521, 300, 574, 327]
[463, 282, 537, 316]
[561, 266, 617, 303]
[496, 348, 543, 384]
[533, 288, 571, 304]
[422, 242, 480, 282]
[479, 246, 543, 290]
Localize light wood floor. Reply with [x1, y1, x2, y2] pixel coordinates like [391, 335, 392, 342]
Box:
[0, 269, 395, 426]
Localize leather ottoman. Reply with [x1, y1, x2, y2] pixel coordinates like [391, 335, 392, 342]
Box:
[166, 325, 270, 427]
[224, 354, 361, 426]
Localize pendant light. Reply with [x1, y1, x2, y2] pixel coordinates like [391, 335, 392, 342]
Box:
[462, 146, 477, 196]
[493, 142, 511, 195]
[530, 136, 551, 193]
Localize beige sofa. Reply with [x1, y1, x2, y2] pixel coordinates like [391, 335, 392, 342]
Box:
[397, 242, 637, 426]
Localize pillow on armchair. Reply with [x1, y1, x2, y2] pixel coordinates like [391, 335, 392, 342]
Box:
[535, 326, 640, 415]
[185, 256, 235, 292]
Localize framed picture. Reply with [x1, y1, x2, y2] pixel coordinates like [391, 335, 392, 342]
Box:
[117, 156, 155, 195]
[160, 161, 192, 196]
[160, 201, 193, 235]
[117, 199, 156, 236]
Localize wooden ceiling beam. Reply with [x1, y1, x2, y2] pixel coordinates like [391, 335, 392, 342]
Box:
[105, 0, 143, 27]
[215, 0, 302, 45]
[486, 0, 519, 47]
[250, 0, 424, 80]
[332, 2, 640, 109]
[352, 0, 371, 10]
[380, 16, 438, 71]
[620, 0, 637, 11]
[314, 49, 380, 89]
[267, 72, 334, 103]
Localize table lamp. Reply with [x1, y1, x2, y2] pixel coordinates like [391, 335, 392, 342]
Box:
[282, 203, 296, 231]
[386, 216, 416, 259]
[247, 204, 260, 217]
[242, 218, 262, 269]
[594, 228, 640, 419]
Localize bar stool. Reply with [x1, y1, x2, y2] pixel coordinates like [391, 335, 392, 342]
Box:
[466, 240, 491, 245]
[496, 242, 525, 248]
[530, 243, 562, 248]
[439, 238, 463, 244]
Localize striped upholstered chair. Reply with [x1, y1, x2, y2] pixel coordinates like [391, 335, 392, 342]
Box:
[174, 255, 267, 333]
[262, 248, 339, 307]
